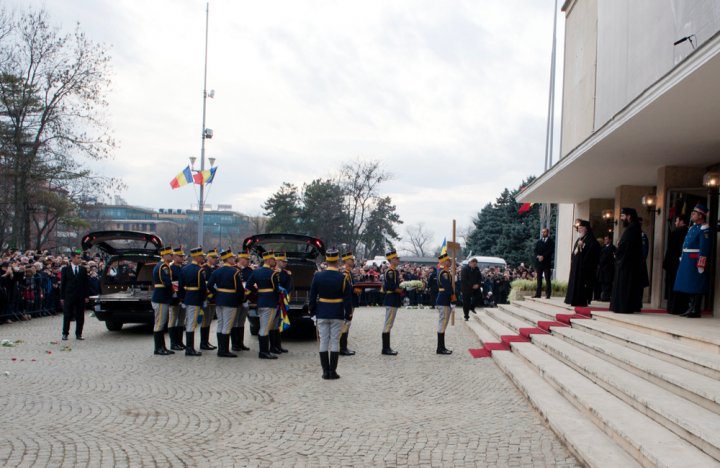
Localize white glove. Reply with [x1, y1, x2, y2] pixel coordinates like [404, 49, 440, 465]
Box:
[698, 268, 705, 274]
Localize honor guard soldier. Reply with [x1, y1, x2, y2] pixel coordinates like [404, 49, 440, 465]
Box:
[230, 250, 252, 352]
[168, 248, 186, 351]
[381, 249, 401, 355]
[151, 246, 175, 355]
[200, 248, 220, 350]
[309, 249, 352, 379]
[339, 251, 356, 356]
[674, 203, 711, 318]
[271, 252, 292, 354]
[178, 247, 207, 356]
[208, 249, 245, 357]
[435, 253, 453, 354]
[246, 251, 280, 359]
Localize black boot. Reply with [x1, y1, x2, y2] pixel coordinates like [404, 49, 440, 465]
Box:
[275, 330, 288, 353]
[320, 352, 331, 380]
[237, 327, 250, 351]
[381, 332, 398, 355]
[436, 333, 452, 355]
[329, 351, 340, 379]
[185, 331, 202, 356]
[680, 295, 702, 318]
[269, 330, 282, 354]
[258, 335, 278, 359]
[170, 327, 185, 351]
[200, 326, 216, 350]
[153, 332, 171, 355]
[162, 330, 175, 354]
[339, 332, 355, 356]
[230, 327, 242, 351]
[217, 333, 237, 358]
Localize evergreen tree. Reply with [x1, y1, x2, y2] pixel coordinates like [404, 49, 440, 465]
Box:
[263, 182, 301, 233]
[466, 177, 557, 267]
[300, 178, 348, 247]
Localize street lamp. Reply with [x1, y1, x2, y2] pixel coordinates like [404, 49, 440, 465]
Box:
[196, 2, 214, 247]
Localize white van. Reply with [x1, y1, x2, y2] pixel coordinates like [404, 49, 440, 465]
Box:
[460, 256, 507, 270]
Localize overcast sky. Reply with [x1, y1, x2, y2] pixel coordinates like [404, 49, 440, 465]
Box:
[9, 0, 564, 250]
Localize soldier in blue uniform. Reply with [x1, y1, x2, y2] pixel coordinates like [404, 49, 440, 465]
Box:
[230, 250, 252, 352]
[200, 248, 219, 350]
[382, 249, 401, 355]
[435, 253, 453, 355]
[246, 251, 280, 359]
[270, 252, 292, 354]
[339, 252, 356, 356]
[168, 248, 186, 351]
[674, 203, 711, 318]
[178, 247, 206, 356]
[151, 246, 175, 356]
[309, 249, 352, 379]
[208, 249, 245, 357]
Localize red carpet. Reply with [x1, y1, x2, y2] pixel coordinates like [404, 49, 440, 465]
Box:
[519, 327, 549, 339]
[468, 348, 491, 358]
[484, 342, 510, 352]
[556, 313, 590, 325]
[501, 335, 531, 345]
[538, 320, 568, 332]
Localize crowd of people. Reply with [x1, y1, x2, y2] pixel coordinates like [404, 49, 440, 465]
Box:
[0, 250, 102, 324]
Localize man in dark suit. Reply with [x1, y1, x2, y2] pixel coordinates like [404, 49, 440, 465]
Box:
[533, 228, 554, 298]
[60, 250, 90, 340]
[460, 258, 482, 320]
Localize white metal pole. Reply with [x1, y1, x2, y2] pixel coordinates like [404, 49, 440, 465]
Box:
[198, 2, 210, 246]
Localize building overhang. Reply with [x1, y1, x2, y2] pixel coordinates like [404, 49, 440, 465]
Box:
[519, 31, 720, 204]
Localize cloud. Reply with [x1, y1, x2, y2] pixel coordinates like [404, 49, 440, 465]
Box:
[10, 0, 564, 249]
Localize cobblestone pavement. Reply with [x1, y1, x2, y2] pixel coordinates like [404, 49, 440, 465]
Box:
[0, 307, 578, 467]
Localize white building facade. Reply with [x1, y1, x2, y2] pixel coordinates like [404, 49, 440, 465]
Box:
[520, 0, 720, 314]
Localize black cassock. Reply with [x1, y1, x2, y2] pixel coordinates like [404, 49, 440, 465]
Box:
[610, 221, 649, 313]
[565, 234, 600, 307]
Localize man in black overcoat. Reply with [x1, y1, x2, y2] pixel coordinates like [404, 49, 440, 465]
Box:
[596, 234, 616, 302]
[533, 228, 554, 299]
[610, 208, 649, 313]
[565, 220, 600, 307]
[60, 250, 90, 340]
[460, 258, 482, 320]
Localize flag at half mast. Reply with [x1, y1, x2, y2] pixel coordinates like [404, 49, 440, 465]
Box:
[170, 166, 193, 189]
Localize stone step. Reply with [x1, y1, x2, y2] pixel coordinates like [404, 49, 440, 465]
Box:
[467, 314, 640, 467]
[509, 338, 720, 467]
[572, 317, 720, 380]
[515, 299, 572, 321]
[592, 312, 720, 355]
[497, 303, 569, 331]
[528, 331, 720, 461]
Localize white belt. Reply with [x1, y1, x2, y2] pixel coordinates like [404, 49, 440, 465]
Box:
[683, 249, 699, 253]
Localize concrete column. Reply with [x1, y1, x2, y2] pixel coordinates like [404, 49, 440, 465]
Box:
[555, 203, 575, 283]
[651, 167, 705, 309]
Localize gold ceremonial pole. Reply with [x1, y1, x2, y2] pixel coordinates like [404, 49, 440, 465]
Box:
[450, 219, 456, 326]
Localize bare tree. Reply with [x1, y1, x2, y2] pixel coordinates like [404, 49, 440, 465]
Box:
[404, 222, 434, 257]
[339, 159, 391, 253]
[0, 7, 115, 249]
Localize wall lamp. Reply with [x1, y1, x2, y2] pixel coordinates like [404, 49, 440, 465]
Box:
[641, 194, 661, 216]
[601, 209, 616, 225]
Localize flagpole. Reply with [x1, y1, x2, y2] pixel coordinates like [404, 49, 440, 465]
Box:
[541, 0, 558, 231]
[197, 2, 210, 246]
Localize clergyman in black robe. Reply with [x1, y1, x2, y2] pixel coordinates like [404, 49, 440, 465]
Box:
[565, 220, 600, 307]
[610, 207, 650, 313]
[596, 234, 616, 302]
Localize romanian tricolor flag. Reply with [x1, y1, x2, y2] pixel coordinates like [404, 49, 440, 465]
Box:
[193, 167, 218, 185]
[518, 203, 534, 214]
[277, 289, 291, 332]
[440, 237, 447, 256]
[170, 166, 193, 189]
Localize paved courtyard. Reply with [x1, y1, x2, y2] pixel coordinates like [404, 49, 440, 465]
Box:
[1, 307, 578, 467]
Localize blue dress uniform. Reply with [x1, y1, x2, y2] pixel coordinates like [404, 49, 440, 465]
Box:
[200, 249, 219, 350]
[246, 251, 280, 359]
[381, 249, 401, 355]
[230, 251, 253, 352]
[434, 253, 453, 355]
[269, 252, 293, 354]
[339, 252, 356, 356]
[151, 246, 175, 356]
[168, 248, 186, 351]
[207, 249, 244, 358]
[674, 203, 711, 317]
[309, 250, 352, 380]
[178, 248, 207, 356]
